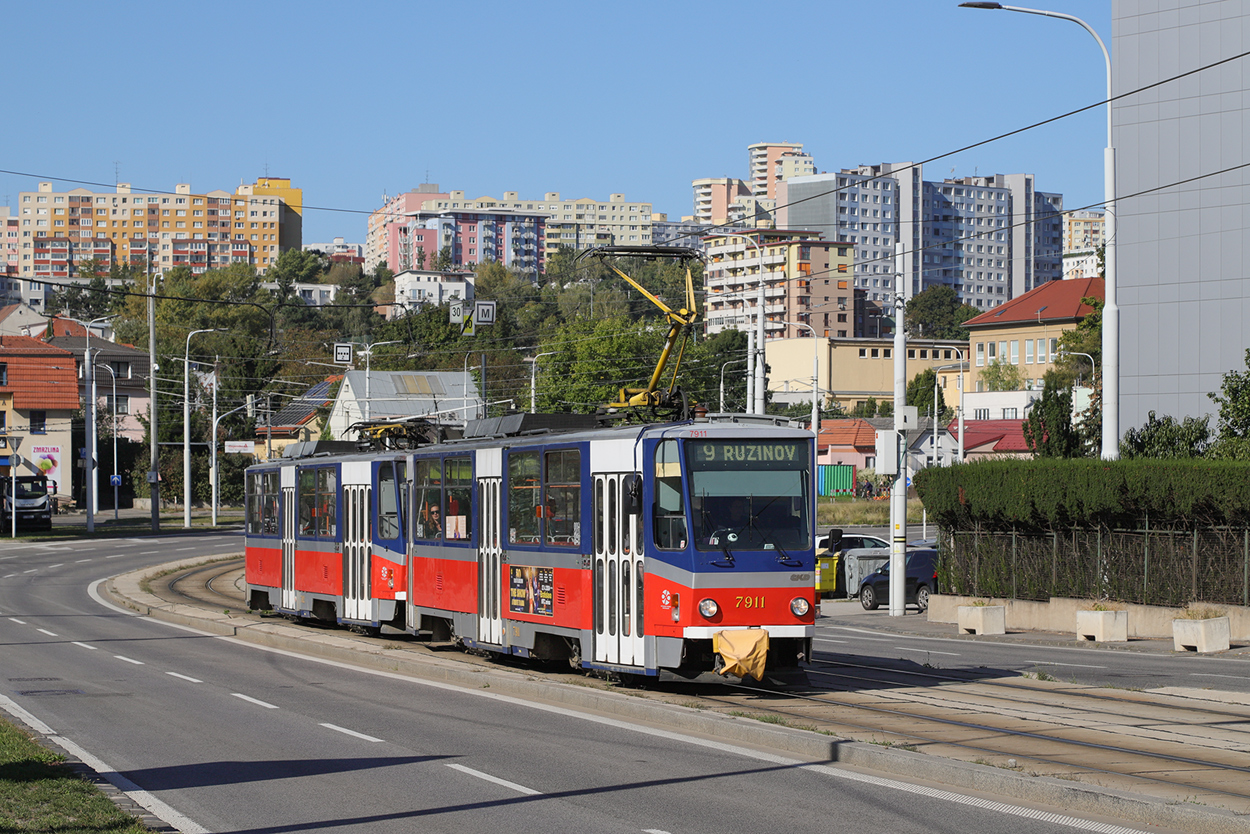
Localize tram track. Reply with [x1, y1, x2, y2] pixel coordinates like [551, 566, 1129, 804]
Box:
[156, 557, 1250, 814]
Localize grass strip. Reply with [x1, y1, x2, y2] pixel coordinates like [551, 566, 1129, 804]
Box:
[0, 716, 150, 833]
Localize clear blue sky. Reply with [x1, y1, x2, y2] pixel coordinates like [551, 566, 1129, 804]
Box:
[1, 0, 1114, 245]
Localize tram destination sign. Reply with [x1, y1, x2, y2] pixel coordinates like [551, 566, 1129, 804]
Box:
[690, 441, 804, 465]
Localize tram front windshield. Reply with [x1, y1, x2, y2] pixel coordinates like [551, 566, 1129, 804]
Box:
[687, 440, 810, 551]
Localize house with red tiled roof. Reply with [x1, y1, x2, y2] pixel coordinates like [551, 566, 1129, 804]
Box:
[816, 418, 878, 467]
[0, 335, 79, 501]
[946, 418, 1032, 460]
[0, 303, 49, 338]
[963, 276, 1103, 395]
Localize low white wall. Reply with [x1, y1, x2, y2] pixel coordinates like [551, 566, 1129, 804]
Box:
[928, 594, 1250, 641]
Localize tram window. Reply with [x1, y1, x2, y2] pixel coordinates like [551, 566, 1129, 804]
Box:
[377, 461, 400, 540]
[413, 458, 443, 540]
[653, 439, 687, 550]
[621, 560, 631, 637]
[298, 467, 336, 537]
[608, 560, 617, 636]
[508, 451, 541, 544]
[608, 481, 618, 557]
[444, 457, 473, 540]
[544, 449, 581, 546]
[594, 558, 604, 634]
[593, 478, 603, 555]
[635, 562, 644, 636]
[247, 471, 279, 535]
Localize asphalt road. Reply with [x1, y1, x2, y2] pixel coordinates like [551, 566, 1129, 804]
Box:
[0, 533, 1172, 834]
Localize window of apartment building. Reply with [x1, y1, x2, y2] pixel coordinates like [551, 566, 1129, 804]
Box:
[0, 363, 6, 385]
[1010, 341, 1019, 364]
[1025, 340, 1034, 364]
[1002, 408, 1018, 420]
[1036, 339, 1047, 363]
[974, 408, 990, 420]
[30, 411, 46, 434]
[105, 394, 130, 415]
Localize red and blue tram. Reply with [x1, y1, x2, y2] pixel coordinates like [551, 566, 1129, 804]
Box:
[243, 414, 817, 681]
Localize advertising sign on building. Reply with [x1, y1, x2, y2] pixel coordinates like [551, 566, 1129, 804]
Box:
[224, 441, 253, 454]
[30, 445, 63, 492]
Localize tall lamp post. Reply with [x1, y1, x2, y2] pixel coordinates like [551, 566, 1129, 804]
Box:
[358, 340, 401, 422]
[211, 402, 249, 527]
[713, 232, 765, 414]
[184, 329, 221, 529]
[94, 363, 119, 521]
[719, 357, 748, 412]
[79, 315, 117, 534]
[525, 352, 556, 413]
[959, 2, 1117, 459]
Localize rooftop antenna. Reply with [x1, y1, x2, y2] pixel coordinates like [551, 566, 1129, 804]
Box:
[114, 161, 120, 185]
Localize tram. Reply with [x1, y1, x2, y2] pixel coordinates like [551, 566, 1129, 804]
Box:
[243, 413, 817, 681]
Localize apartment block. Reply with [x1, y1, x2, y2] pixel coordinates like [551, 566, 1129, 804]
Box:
[702, 229, 854, 340]
[779, 165, 1062, 310]
[691, 178, 751, 226]
[14, 179, 302, 309]
[747, 142, 813, 200]
[1062, 210, 1105, 254]
[367, 187, 650, 276]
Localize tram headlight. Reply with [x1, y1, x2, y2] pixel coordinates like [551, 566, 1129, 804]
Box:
[698, 598, 719, 618]
[790, 596, 811, 617]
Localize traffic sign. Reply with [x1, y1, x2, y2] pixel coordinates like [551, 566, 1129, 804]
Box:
[333, 342, 353, 364]
[110, 474, 122, 487]
[474, 301, 496, 326]
[460, 317, 476, 337]
[450, 302, 464, 325]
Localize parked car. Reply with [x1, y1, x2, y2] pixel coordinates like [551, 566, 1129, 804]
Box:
[815, 532, 890, 597]
[859, 548, 939, 612]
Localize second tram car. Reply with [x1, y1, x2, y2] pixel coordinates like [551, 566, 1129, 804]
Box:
[244, 414, 816, 681]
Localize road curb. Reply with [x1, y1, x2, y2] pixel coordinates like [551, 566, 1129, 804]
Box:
[106, 559, 1250, 834]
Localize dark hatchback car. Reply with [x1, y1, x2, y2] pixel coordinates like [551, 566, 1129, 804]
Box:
[859, 548, 939, 612]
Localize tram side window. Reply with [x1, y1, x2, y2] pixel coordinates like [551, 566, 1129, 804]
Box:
[653, 440, 687, 550]
[544, 449, 581, 546]
[247, 472, 280, 535]
[508, 451, 541, 544]
[444, 456, 473, 540]
[413, 458, 442, 540]
[377, 461, 400, 541]
[298, 467, 337, 537]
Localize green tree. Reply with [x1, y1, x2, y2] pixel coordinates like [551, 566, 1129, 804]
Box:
[1119, 410, 1210, 459]
[906, 368, 949, 421]
[1209, 347, 1250, 439]
[904, 285, 980, 340]
[980, 359, 1023, 392]
[268, 249, 323, 306]
[1022, 375, 1081, 457]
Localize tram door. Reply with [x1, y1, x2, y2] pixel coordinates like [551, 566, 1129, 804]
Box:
[342, 483, 371, 621]
[281, 482, 296, 611]
[477, 448, 503, 645]
[594, 474, 644, 666]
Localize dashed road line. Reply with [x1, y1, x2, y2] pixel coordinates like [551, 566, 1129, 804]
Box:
[894, 647, 960, 656]
[37, 628, 58, 637]
[445, 763, 541, 795]
[48, 563, 63, 569]
[232, 693, 278, 709]
[72, 642, 98, 650]
[319, 723, 384, 743]
[8, 617, 26, 624]
[75, 559, 92, 563]
[114, 655, 144, 665]
[166, 672, 203, 683]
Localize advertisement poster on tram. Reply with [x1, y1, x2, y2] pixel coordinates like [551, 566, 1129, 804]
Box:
[508, 565, 553, 616]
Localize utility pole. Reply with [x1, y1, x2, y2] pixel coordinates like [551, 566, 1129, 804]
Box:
[147, 255, 160, 532]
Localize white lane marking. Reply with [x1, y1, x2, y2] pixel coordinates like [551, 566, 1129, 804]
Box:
[446, 763, 541, 795]
[76, 559, 92, 563]
[175, 547, 196, 552]
[232, 693, 278, 709]
[643, 830, 673, 834]
[37, 628, 58, 637]
[814, 637, 849, 644]
[72, 642, 98, 650]
[1030, 661, 1107, 670]
[114, 655, 144, 665]
[93, 615, 1148, 834]
[23, 569, 37, 574]
[4, 574, 16, 579]
[87, 578, 139, 617]
[48, 564, 63, 569]
[138, 551, 161, 555]
[166, 672, 203, 683]
[105, 554, 124, 559]
[894, 647, 960, 656]
[8, 617, 27, 624]
[53, 734, 211, 833]
[319, 723, 384, 743]
[1192, 673, 1244, 680]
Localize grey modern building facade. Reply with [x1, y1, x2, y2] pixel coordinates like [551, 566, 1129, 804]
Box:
[1113, 0, 1250, 433]
[779, 165, 1061, 310]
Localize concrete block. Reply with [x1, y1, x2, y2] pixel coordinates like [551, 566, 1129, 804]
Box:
[1076, 609, 1128, 642]
[1173, 616, 1230, 653]
[958, 605, 1005, 635]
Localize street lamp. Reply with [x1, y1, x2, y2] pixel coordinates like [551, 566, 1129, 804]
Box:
[357, 340, 401, 422]
[719, 357, 748, 412]
[959, 2, 1117, 459]
[94, 363, 119, 521]
[525, 352, 556, 413]
[712, 232, 765, 414]
[211, 401, 249, 527]
[932, 362, 967, 468]
[778, 321, 821, 438]
[77, 314, 117, 534]
[1058, 351, 1097, 387]
[184, 328, 222, 529]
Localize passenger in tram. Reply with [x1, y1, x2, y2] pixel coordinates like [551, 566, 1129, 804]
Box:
[426, 504, 442, 538]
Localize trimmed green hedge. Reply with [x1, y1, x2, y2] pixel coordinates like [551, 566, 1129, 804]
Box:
[914, 459, 1250, 532]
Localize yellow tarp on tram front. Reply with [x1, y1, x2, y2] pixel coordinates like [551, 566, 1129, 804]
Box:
[713, 629, 769, 681]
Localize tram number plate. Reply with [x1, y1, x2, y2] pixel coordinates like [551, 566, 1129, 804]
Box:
[735, 595, 765, 609]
